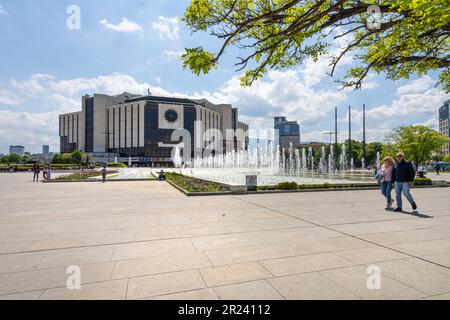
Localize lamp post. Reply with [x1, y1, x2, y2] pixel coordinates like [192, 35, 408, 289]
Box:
[322, 132, 335, 145]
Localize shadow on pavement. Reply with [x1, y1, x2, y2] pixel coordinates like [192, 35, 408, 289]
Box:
[403, 211, 434, 219]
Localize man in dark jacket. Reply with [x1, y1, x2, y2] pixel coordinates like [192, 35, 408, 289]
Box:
[392, 152, 417, 212]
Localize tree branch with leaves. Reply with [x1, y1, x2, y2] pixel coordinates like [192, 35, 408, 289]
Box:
[182, 0, 450, 91]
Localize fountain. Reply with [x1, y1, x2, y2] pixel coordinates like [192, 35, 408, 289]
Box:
[179, 137, 375, 187]
[376, 152, 381, 169]
[172, 145, 183, 168]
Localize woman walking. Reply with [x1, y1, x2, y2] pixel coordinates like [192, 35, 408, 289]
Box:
[43, 162, 51, 181]
[379, 157, 395, 210]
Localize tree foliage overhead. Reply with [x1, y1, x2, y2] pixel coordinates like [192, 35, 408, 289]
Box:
[182, 0, 450, 91]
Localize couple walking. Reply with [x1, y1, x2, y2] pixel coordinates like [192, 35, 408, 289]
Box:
[32, 161, 51, 182]
[378, 152, 418, 212]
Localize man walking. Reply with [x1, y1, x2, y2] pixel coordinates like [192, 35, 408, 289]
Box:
[435, 163, 441, 175]
[392, 152, 417, 212]
[32, 161, 40, 182]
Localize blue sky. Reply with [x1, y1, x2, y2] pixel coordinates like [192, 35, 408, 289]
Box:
[0, 0, 448, 154]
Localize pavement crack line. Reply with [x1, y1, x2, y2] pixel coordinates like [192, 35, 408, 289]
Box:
[230, 195, 450, 271]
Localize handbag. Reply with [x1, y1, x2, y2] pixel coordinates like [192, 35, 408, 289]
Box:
[374, 172, 385, 184]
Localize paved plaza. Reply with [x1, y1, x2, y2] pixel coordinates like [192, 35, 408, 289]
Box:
[0, 172, 450, 300]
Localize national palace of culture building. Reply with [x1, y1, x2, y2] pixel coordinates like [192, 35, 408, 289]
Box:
[59, 92, 249, 165]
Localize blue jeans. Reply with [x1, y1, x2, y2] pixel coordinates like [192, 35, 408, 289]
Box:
[33, 172, 39, 182]
[395, 182, 415, 209]
[381, 181, 392, 204]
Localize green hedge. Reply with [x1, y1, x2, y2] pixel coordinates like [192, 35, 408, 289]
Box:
[258, 182, 375, 191]
[414, 178, 432, 186]
[276, 181, 298, 190]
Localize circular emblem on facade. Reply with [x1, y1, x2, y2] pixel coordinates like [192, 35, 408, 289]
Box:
[164, 109, 178, 123]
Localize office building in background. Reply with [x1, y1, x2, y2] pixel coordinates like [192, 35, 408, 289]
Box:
[9, 145, 25, 156]
[439, 99, 450, 155]
[274, 116, 301, 149]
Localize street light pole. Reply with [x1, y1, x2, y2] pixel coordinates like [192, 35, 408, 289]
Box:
[323, 132, 335, 145]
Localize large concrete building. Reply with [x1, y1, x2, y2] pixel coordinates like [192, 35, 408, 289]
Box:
[9, 145, 25, 156]
[274, 116, 301, 149]
[59, 92, 249, 165]
[439, 99, 450, 156]
[42, 145, 50, 156]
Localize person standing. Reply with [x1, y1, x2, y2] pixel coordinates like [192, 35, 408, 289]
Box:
[379, 157, 395, 210]
[392, 152, 417, 212]
[32, 161, 41, 182]
[43, 162, 51, 181]
[101, 166, 107, 183]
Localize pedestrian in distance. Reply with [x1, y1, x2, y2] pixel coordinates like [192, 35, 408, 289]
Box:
[435, 163, 441, 175]
[32, 161, 40, 182]
[101, 166, 107, 183]
[43, 162, 51, 181]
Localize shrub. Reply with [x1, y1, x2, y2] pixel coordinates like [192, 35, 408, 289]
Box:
[276, 181, 298, 190]
[414, 178, 432, 186]
[107, 162, 127, 168]
[258, 185, 275, 191]
[165, 173, 229, 193]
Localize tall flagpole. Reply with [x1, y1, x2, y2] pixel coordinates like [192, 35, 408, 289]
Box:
[363, 104, 366, 164]
[348, 105, 352, 166]
[335, 106, 338, 164]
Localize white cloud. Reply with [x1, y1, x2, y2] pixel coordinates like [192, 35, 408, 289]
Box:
[0, 5, 8, 16]
[344, 80, 449, 142]
[163, 50, 184, 60]
[100, 17, 142, 32]
[0, 110, 59, 153]
[189, 53, 352, 134]
[396, 75, 435, 95]
[0, 90, 23, 106]
[153, 16, 180, 40]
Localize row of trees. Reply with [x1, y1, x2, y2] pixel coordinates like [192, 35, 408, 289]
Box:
[0, 153, 23, 164]
[51, 150, 84, 164]
[1, 149, 86, 165]
[306, 125, 450, 168]
[383, 125, 450, 165]
[311, 141, 383, 168]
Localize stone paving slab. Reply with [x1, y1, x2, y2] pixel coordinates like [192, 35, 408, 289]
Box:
[0, 173, 449, 300]
[320, 265, 426, 300]
[199, 262, 272, 287]
[267, 272, 359, 300]
[214, 280, 284, 300]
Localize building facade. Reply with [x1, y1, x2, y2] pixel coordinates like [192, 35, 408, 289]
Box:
[9, 145, 25, 156]
[439, 99, 450, 156]
[59, 93, 249, 165]
[274, 117, 301, 149]
[42, 145, 50, 156]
